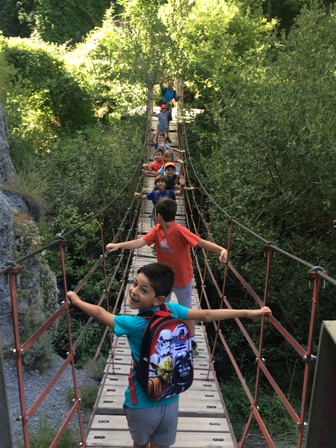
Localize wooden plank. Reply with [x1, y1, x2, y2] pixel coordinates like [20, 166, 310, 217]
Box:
[90, 415, 230, 432]
[86, 430, 233, 447]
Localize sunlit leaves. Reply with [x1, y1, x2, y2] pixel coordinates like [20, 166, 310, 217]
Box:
[190, 3, 336, 262]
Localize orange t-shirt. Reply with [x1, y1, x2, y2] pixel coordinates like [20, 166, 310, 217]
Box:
[142, 222, 201, 287]
[149, 160, 164, 172]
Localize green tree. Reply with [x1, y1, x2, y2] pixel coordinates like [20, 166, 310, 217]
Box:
[0, 0, 114, 44]
[160, 0, 276, 107]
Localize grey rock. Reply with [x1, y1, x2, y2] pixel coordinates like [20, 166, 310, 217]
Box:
[0, 103, 58, 349]
[0, 104, 16, 185]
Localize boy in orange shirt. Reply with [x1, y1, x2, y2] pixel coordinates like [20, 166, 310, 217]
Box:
[106, 197, 228, 355]
[143, 148, 165, 175]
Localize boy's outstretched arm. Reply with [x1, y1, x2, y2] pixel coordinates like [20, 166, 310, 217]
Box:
[67, 291, 115, 328]
[197, 239, 228, 262]
[187, 306, 271, 322]
[134, 192, 147, 200]
[106, 238, 147, 252]
[142, 170, 157, 176]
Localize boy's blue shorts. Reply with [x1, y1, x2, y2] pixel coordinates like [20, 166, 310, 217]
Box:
[157, 125, 167, 134]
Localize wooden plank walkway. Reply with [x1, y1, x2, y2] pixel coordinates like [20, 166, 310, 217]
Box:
[85, 114, 236, 447]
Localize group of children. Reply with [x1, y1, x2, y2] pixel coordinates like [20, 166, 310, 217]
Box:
[139, 130, 192, 224]
[67, 75, 272, 448]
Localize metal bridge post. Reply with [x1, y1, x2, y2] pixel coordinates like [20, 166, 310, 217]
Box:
[98, 213, 114, 353]
[296, 266, 326, 447]
[3, 262, 30, 447]
[196, 189, 204, 235]
[222, 218, 234, 295]
[0, 334, 14, 448]
[57, 238, 86, 447]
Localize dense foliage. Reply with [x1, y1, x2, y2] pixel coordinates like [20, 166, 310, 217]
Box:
[1, 0, 336, 444]
[0, 0, 115, 44]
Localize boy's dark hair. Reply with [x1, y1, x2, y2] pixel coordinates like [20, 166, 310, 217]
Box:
[154, 174, 168, 185]
[156, 197, 177, 222]
[154, 148, 164, 156]
[137, 263, 175, 297]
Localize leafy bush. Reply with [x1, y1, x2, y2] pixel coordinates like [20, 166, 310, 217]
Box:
[22, 331, 54, 372]
[221, 379, 303, 447]
[53, 315, 111, 369]
[1, 35, 93, 136]
[66, 384, 99, 411]
[17, 418, 78, 448]
[0, 50, 16, 102]
[88, 355, 108, 382]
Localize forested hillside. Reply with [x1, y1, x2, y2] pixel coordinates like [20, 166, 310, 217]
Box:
[1, 0, 336, 446]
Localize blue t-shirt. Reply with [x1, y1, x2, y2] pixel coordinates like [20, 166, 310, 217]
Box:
[162, 87, 179, 103]
[156, 111, 169, 130]
[157, 143, 171, 151]
[114, 302, 189, 408]
[146, 189, 176, 211]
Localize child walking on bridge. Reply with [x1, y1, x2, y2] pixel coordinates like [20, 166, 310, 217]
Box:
[134, 174, 184, 226]
[143, 148, 165, 175]
[156, 133, 185, 154]
[153, 104, 170, 141]
[106, 197, 228, 356]
[67, 262, 271, 448]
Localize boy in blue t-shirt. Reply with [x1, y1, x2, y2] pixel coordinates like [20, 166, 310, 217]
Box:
[155, 104, 170, 137]
[67, 263, 271, 448]
[134, 174, 184, 225]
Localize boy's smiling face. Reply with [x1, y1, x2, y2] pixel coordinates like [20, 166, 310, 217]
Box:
[156, 179, 167, 191]
[128, 273, 160, 311]
[165, 166, 176, 177]
[154, 151, 164, 161]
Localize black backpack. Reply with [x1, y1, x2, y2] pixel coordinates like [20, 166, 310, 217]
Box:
[135, 303, 193, 400]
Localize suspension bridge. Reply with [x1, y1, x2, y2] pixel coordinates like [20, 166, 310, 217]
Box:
[1, 101, 336, 448]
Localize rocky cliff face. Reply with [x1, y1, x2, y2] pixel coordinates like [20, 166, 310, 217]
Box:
[0, 104, 58, 351]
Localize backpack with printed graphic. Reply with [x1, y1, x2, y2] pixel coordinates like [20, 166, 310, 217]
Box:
[135, 303, 193, 400]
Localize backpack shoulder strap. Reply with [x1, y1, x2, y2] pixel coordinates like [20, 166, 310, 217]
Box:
[138, 303, 170, 319]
